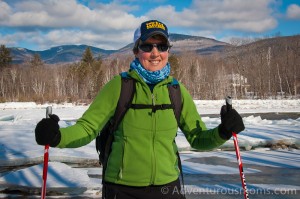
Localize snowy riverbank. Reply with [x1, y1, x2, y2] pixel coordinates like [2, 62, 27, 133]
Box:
[0, 100, 299, 198]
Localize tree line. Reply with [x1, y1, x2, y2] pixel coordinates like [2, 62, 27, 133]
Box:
[0, 36, 299, 103]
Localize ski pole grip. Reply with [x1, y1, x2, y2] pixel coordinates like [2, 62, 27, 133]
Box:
[46, 106, 52, 119]
[225, 96, 232, 112]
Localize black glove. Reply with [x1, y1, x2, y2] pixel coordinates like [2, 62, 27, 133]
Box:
[218, 105, 245, 140]
[35, 114, 61, 147]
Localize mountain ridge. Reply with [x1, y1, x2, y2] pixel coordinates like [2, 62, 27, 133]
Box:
[9, 33, 299, 64]
[9, 33, 229, 64]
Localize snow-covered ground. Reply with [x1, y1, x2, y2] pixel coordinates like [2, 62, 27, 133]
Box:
[0, 100, 299, 198]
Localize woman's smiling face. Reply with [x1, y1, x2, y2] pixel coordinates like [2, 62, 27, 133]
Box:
[135, 36, 169, 72]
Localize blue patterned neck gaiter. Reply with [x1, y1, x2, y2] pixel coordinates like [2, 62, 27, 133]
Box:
[130, 58, 170, 84]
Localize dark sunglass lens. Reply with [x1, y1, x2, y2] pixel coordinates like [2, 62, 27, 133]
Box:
[157, 44, 169, 52]
[139, 44, 153, 52]
[139, 44, 169, 52]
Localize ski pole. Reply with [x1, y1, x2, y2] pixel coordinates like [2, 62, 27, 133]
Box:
[225, 96, 249, 199]
[41, 106, 52, 199]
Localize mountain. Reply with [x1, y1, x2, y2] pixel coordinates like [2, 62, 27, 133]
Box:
[169, 33, 229, 55]
[227, 34, 300, 55]
[10, 45, 117, 64]
[9, 34, 230, 64]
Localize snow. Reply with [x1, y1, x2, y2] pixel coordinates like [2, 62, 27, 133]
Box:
[1, 162, 95, 188]
[0, 100, 300, 198]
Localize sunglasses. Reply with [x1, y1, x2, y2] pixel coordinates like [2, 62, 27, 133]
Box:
[138, 43, 171, 52]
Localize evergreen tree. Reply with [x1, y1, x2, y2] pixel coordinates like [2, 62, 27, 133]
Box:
[82, 47, 94, 65]
[30, 53, 43, 68]
[0, 45, 12, 68]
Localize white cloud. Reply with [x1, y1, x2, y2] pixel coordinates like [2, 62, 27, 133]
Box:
[0, 0, 145, 31]
[0, 0, 283, 50]
[0, 1, 12, 20]
[287, 4, 300, 19]
[0, 29, 133, 50]
[147, 0, 277, 33]
[4, 0, 278, 34]
[0, 33, 19, 47]
[0, 31, 39, 48]
[0, 0, 149, 50]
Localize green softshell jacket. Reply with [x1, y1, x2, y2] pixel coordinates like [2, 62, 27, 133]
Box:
[58, 70, 226, 186]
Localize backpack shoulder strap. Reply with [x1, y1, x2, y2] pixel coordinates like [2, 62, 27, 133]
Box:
[101, 72, 135, 194]
[167, 77, 182, 125]
[111, 72, 135, 131]
[167, 77, 185, 195]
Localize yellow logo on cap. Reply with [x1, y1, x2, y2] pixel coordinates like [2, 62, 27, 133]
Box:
[146, 21, 166, 30]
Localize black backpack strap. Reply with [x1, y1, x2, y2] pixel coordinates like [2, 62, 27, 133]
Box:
[102, 73, 135, 192]
[103, 74, 135, 166]
[168, 78, 182, 125]
[176, 148, 185, 194]
[105, 72, 135, 160]
[168, 78, 185, 194]
[131, 104, 173, 112]
[111, 73, 136, 131]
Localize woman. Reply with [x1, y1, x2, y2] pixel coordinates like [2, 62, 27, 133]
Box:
[35, 20, 245, 199]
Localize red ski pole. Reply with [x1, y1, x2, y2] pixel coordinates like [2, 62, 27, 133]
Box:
[225, 96, 249, 199]
[41, 106, 52, 199]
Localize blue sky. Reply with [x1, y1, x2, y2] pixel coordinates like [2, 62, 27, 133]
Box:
[0, 0, 299, 51]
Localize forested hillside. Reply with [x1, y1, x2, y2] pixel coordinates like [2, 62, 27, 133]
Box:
[0, 35, 299, 103]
